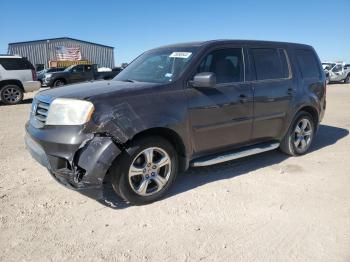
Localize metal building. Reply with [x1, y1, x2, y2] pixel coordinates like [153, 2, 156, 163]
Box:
[7, 37, 115, 70]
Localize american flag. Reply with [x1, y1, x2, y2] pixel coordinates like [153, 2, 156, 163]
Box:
[56, 46, 82, 61]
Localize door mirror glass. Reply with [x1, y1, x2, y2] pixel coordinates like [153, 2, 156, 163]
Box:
[192, 72, 216, 88]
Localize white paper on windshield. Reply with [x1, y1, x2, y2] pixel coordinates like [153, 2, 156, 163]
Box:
[165, 73, 173, 78]
[169, 52, 192, 59]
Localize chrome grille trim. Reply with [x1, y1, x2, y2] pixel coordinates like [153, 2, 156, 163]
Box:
[34, 101, 50, 124]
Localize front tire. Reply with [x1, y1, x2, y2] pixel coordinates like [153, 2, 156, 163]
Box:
[345, 74, 350, 84]
[0, 85, 24, 105]
[53, 79, 65, 87]
[110, 136, 178, 205]
[280, 111, 315, 156]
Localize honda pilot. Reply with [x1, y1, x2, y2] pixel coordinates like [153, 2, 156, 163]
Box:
[25, 40, 326, 205]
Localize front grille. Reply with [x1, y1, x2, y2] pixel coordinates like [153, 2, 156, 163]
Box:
[34, 101, 50, 124]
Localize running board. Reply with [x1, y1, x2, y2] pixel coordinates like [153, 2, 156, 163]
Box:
[191, 142, 280, 167]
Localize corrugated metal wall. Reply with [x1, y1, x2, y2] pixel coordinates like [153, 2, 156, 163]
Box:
[8, 38, 114, 69]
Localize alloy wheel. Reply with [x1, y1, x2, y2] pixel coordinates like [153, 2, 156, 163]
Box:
[293, 118, 313, 151]
[54, 80, 64, 87]
[2, 87, 21, 103]
[128, 147, 172, 196]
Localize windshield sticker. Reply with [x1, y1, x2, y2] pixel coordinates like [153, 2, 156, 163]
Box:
[165, 73, 173, 78]
[169, 52, 192, 59]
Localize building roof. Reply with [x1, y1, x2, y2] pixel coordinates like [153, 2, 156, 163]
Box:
[8, 37, 114, 49]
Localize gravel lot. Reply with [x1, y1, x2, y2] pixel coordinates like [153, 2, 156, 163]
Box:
[0, 84, 349, 262]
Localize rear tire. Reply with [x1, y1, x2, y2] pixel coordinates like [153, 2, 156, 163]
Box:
[110, 136, 178, 205]
[280, 111, 316, 156]
[0, 85, 24, 105]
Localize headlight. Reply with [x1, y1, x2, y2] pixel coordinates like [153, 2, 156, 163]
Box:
[46, 98, 94, 125]
[45, 73, 52, 79]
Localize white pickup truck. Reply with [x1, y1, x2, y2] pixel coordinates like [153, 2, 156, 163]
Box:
[322, 62, 350, 84]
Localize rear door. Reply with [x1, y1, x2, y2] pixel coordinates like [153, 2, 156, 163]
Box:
[187, 46, 254, 155]
[83, 65, 94, 81]
[248, 46, 294, 141]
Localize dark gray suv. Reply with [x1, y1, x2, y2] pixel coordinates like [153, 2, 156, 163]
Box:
[25, 40, 326, 205]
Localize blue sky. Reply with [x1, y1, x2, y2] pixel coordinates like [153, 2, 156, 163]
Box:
[1, 0, 349, 65]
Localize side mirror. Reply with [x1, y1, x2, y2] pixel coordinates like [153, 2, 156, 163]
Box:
[191, 72, 216, 88]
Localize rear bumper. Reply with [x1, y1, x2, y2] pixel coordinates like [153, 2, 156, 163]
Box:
[23, 81, 41, 92]
[25, 123, 121, 199]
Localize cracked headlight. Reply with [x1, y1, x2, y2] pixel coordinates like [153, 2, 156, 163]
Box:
[46, 98, 94, 125]
[45, 73, 52, 79]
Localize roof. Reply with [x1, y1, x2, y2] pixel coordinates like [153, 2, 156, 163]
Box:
[0, 54, 22, 58]
[8, 37, 114, 49]
[157, 39, 312, 49]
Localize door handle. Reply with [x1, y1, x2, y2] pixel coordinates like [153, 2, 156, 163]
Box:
[287, 88, 294, 96]
[239, 94, 248, 103]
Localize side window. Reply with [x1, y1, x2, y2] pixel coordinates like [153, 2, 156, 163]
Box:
[332, 65, 342, 72]
[197, 48, 244, 84]
[0, 58, 33, 70]
[295, 49, 321, 79]
[72, 65, 84, 72]
[251, 48, 289, 80]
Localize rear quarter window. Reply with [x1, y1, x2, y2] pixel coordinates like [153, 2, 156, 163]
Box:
[0, 58, 34, 71]
[251, 48, 290, 80]
[295, 49, 321, 79]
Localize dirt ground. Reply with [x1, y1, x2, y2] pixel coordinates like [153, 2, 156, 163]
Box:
[0, 83, 349, 262]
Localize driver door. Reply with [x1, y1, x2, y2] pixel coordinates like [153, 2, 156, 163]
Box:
[70, 65, 85, 83]
[187, 47, 253, 156]
[331, 65, 344, 81]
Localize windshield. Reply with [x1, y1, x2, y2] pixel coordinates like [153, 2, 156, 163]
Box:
[322, 63, 335, 70]
[114, 48, 198, 84]
[37, 69, 47, 74]
[64, 65, 75, 72]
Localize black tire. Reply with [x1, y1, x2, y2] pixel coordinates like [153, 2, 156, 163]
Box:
[53, 79, 66, 87]
[345, 74, 350, 84]
[0, 84, 24, 105]
[280, 111, 316, 156]
[110, 136, 178, 205]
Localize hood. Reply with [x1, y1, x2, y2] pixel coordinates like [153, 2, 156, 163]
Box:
[35, 80, 160, 103]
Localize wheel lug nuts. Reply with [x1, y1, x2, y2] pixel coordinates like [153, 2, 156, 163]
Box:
[152, 165, 156, 169]
[143, 169, 146, 173]
[151, 172, 155, 176]
[147, 163, 151, 167]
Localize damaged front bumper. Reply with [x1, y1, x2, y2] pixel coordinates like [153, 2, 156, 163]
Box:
[25, 122, 121, 199]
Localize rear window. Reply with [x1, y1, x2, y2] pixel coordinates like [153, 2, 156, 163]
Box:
[295, 49, 321, 79]
[251, 48, 290, 80]
[0, 58, 34, 71]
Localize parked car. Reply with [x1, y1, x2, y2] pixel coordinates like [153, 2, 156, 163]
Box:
[25, 40, 326, 205]
[0, 55, 40, 105]
[37, 67, 66, 85]
[43, 64, 120, 87]
[322, 62, 350, 84]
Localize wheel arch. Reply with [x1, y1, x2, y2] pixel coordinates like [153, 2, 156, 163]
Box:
[129, 127, 188, 172]
[297, 105, 319, 127]
[0, 79, 24, 92]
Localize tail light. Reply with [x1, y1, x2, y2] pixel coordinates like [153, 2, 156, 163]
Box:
[32, 69, 37, 81]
